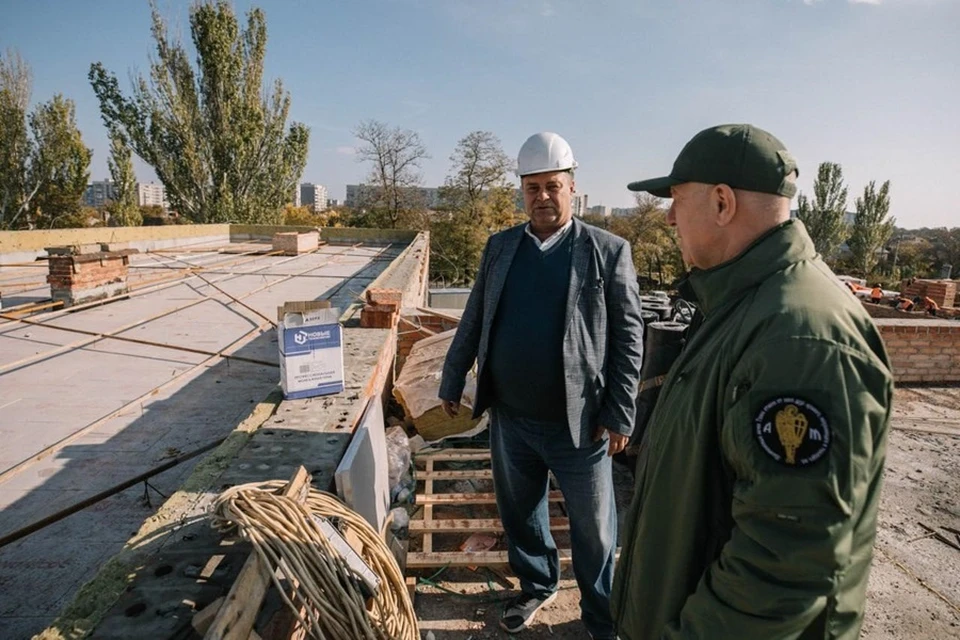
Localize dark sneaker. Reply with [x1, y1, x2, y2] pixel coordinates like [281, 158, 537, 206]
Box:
[499, 591, 558, 633]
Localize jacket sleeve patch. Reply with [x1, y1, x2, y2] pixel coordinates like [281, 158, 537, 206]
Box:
[754, 396, 830, 467]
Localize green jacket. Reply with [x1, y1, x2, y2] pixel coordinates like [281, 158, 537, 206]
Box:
[612, 220, 893, 640]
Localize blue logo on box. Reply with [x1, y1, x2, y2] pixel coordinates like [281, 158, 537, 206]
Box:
[282, 323, 341, 354]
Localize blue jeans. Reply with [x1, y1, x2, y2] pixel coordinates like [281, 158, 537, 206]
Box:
[489, 404, 617, 639]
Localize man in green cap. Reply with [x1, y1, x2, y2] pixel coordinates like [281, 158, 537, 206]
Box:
[611, 124, 893, 639]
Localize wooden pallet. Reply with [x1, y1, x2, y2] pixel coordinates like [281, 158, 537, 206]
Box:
[406, 448, 571, 570]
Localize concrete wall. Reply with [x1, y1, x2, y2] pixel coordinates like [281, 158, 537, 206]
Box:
[229, 225, 419, 245]
[0, 225, 231, 264]
[876, 319, 960, 383]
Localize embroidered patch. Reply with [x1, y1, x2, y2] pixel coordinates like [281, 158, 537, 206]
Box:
[754, 396, 830, 467]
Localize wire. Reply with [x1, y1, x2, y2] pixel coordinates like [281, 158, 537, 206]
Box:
[212, 480, 419, 640]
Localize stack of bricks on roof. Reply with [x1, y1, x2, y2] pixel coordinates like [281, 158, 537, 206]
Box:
[0, 225, 427, 639]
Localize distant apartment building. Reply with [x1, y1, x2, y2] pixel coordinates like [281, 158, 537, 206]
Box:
[327, 198, 342, 208]
[299, 183, 328, 212]
[588, 204, 609, 217]
[571, 194, 589, 217]
[611, 207, 635, 217]
[83, 180, 117, 208]
[345, 184, 443, 210]
[137, 182, 167, 209]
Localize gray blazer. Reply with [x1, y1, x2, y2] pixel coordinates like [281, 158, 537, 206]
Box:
[439, 218, 645, 448]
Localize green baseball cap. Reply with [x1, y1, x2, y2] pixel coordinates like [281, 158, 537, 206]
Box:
[627, 124, 799, 198]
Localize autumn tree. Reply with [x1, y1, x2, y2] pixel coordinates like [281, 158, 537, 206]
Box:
[353, 119, 429, 228]
[795, 162, 848, 263]
[431, 131, 519, 284]
[848, 180, 894, 276]
[607, 194, 684, 286]
[89, 1, 309, 224]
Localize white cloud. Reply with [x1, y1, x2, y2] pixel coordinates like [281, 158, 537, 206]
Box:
[541, 2, 556, 17]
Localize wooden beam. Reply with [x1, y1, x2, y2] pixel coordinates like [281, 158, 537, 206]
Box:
[416, 491, 563, 506]
[417, 469, 493, 481]
[415, 451, 491, 463]
[422, 459, 434, 554]
[409, 517, 568, 534]
[408, 549, 571, 570]
[204, 466, 311, 640]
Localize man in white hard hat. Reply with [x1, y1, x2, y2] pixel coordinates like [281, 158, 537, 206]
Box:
[439, 132, 645, 638]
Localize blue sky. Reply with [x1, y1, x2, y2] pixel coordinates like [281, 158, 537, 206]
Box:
[2, 0, 958, 227]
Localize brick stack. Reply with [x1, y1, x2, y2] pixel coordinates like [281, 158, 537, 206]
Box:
[901, 278, 957, 308]
[46, 245, 137, 307]
[876, 321, 960, 383]
[272, 230, 319, 255]
[359, 288, 403, 329]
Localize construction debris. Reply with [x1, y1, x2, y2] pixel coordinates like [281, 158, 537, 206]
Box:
[393, 329, 481, 441]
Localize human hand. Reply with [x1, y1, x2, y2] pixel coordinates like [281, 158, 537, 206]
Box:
[441, 399, 460, 418]
[594, 425, 628, 457]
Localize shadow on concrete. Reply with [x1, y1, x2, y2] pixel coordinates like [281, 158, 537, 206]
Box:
[0, 247, 397, 639]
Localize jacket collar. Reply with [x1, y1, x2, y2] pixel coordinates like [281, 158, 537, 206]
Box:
[680, 219, 816, 316]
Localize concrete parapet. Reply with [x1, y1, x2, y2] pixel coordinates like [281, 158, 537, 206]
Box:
[0, 225, 232, 263]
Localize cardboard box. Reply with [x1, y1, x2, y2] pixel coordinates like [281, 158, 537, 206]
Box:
[277, 301, 344, 399]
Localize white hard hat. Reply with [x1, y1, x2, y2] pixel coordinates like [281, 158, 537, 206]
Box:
[516, 132, 578, 177]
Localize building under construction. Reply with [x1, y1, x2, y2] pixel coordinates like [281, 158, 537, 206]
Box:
[1, 224, 959, 639]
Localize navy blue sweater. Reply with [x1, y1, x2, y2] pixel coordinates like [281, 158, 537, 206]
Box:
[487, 232, 572, 422]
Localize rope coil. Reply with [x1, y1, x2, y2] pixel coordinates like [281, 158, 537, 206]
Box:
[212, 481, 418, 640]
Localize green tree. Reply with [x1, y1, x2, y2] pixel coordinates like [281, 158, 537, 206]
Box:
[106, 132, 141, 226]
[0, 50, 34, 229]
[848, 180, 894, 276]
[89, 1, 309, 224]
[1, 52, 91, 229]
[29, 94, 91, 228]
[353, 119, 429, 228]
[795, 162, 848, 263]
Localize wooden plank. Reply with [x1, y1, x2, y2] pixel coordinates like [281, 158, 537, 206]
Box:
[417, 491, 563, 506]
[205, 466, 311, 640]
[417, 469, 493, 481]
[406, 576, 417, 606]
[422, 459, 434, 554]
[415, 450, 490, 462]
[408, 549, 572, 569]
[408, 548, 620, 569]
[409, 517, 569, 534]
[192, 597, 226, 635]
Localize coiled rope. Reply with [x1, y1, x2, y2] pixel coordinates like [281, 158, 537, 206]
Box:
[212, 480, 418, 640]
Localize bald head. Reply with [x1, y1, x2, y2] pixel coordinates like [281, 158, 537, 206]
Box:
[667, 176, 795, 270]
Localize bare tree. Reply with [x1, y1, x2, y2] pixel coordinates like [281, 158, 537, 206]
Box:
[354, 119, 429, 228]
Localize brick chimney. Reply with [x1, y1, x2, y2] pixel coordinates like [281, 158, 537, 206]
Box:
[46, 244, 138, 307]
